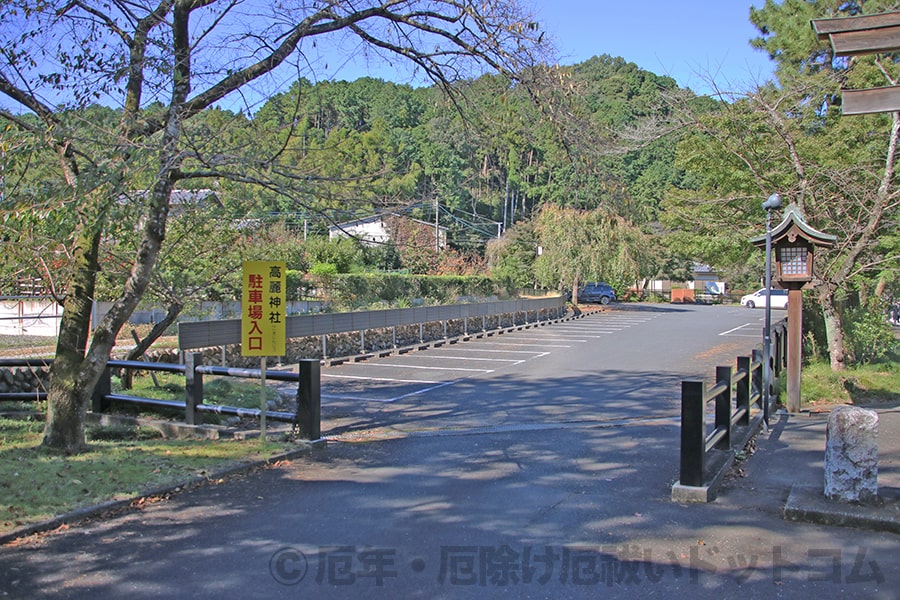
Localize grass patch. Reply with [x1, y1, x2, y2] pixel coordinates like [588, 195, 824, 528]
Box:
[0, 416, 297, 535]
[202, 377, 280, 408]
[114, 372, 280, 409]
[0, 335, 55, 355]
[794, 360, 900, 409]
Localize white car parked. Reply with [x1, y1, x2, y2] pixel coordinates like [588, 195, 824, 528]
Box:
[740, 288, 789, 309]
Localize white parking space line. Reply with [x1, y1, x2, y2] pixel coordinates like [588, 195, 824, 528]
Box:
[390, 379, 463, 402]
[440, 348, 549, 356]
[322, 373, 444, 384]
[366, 362, 498, 372]
[531, 327, 612, 339]
[408, 355, 523, 363]
[719, 323, 761, 337]
[324, 378, 464, 403]
[569, 324, 646, 330]
[511, 338, 591, 343]
[476, 341, 573, 349]
[323, 394, 396, 402]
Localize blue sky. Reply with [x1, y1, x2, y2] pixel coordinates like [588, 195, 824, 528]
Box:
[1, 1, 777, 113]
[319, 1, 776, 96]
[535, 1, 775, 94]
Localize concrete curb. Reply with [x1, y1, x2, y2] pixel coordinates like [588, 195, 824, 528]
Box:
[784, 484, 900, 534]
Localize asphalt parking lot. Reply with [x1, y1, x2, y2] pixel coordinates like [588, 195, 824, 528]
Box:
[276, 303, 778, 439]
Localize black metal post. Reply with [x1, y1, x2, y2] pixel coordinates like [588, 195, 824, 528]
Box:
[715, 366, 732, 450]
[736, 356, 751, 427]
[763, 210, 773, 426]
[775, 321, 787, 376]
[295, 359, 321, 440]
[752, 349, 764, 412]
[680, 380, 706, 487]
[92, 366, 112, 413]
[184, 352, 203, 425]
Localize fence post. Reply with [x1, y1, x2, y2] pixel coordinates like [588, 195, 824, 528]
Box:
[715, 366, 732, 450]
[295, 358, 321, 440]
[776, 320, 788, 374]
[736, 356, 751, 427]
[92, 365, 112, 413]
[772, 322, 781, 377]
[752, 348, 767, 424]
[184, 352, 203, 425]
[680, 380, 706, 487]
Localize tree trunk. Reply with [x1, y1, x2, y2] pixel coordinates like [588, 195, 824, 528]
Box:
[42, 356, 92, 455]
[122, 300, 183, 389]
[819, 287, 848, 371]
[42, 224, 103, 454]
[41, 156, 176, 453]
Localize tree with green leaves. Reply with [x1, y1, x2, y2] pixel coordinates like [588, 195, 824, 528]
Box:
[485, 221, 538, 290]
[663, 0, 900, 370]
[533, 205, 653, 301]
[0, 0, 551, 454]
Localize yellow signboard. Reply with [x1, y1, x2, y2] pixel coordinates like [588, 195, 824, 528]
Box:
[241, 261, 287, 356]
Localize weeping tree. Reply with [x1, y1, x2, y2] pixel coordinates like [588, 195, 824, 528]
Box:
[0, 0, 551, 454]
[532, 205, 653, 301]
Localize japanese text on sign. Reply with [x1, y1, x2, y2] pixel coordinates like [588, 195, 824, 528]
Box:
[241, 261, 286, 356]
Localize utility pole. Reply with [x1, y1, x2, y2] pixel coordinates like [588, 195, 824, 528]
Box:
[434, 196, 440, 252]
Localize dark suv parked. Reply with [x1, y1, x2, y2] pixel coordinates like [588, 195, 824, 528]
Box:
[577, 282, 616, 305]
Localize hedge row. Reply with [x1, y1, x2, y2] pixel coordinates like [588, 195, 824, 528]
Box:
[295, 273, 498, 309]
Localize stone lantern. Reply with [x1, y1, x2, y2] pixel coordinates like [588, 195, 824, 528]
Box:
[751, 204, 836, 412]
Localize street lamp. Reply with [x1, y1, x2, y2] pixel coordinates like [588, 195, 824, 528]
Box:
[762, 192, 782, 425]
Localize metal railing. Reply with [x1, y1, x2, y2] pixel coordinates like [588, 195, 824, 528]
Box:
[0, 356, 322, 439]
[91, 355, 322, 439]
[674, 318, 787, 500]
[678, 352, 763, 488]
[0, 358, 51, 401]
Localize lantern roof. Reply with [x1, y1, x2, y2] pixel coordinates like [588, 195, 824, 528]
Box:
[751, 203, 837, 250]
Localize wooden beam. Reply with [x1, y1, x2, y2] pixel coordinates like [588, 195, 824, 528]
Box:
[827, 25, 900, 56]
[812, 12, 900, 38]
[842, 86, 900, 115]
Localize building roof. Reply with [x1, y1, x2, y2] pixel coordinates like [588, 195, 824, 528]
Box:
[750, 203, 837, 249]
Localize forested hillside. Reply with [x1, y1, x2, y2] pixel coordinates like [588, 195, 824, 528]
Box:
[206, 54, 687, 238]
[3, 53, 700, 298]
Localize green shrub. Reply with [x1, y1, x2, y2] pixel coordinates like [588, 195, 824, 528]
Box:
[327, 273, 495, 310]
[844, 301, 897, 364]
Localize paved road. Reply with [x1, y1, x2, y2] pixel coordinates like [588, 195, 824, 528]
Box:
[2, 304, 897, 599]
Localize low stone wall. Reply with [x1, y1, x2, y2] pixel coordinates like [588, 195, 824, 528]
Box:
[0, 364, 50, 396]
[190, 307, 564, 369]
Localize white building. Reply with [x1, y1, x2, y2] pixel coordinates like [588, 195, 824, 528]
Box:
[328, 213, 449, 250]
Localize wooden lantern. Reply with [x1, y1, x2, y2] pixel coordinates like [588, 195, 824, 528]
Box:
[751, 204, 836, 412]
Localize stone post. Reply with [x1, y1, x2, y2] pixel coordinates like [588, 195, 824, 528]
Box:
[824, 406, 878, 503]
